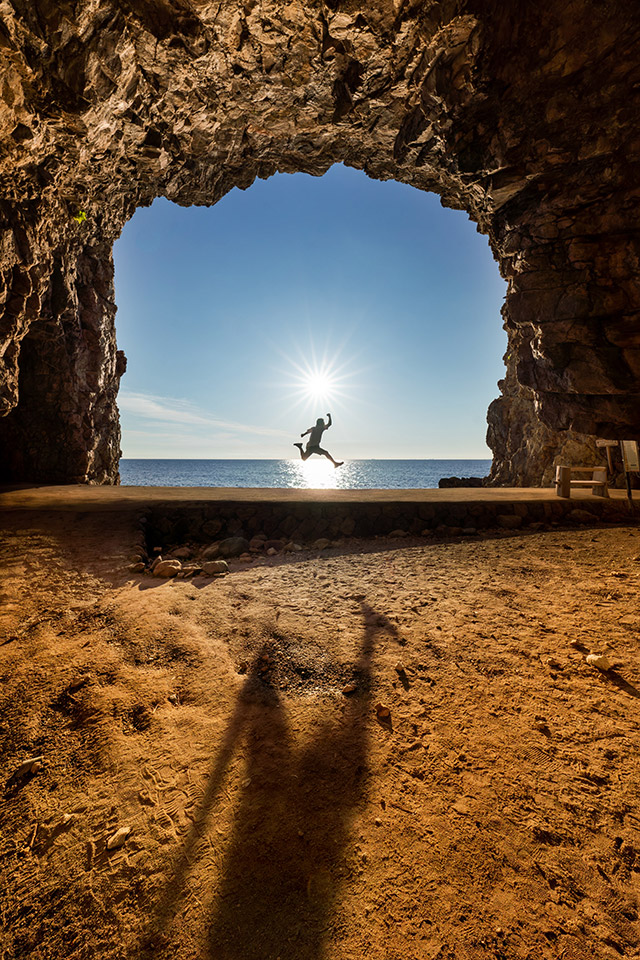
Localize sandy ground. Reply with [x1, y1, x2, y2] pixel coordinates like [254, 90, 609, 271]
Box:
[2, 505, 640, 960]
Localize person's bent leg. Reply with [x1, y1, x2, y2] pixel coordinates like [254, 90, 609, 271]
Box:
[319, 447, 342, 467]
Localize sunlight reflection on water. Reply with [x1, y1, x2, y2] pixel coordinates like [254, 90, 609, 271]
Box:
[284, 457, 346, 489]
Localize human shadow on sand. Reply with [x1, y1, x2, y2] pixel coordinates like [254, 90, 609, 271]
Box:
[141, 602, 397, 960]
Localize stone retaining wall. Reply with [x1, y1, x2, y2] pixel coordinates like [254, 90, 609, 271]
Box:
[144, 496, 636, 553]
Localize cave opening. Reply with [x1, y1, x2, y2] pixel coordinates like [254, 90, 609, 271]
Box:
[112, 164, 508, 477]
[1, 2, 638, 487]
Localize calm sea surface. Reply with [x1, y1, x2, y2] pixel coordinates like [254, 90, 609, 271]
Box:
[119, 459, 491, 490]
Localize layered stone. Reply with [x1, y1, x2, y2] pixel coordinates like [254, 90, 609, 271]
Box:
[1, 1, 638, 482]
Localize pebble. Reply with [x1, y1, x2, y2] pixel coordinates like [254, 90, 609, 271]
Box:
[106, 825, 131, 850]
[533, 719, 551, 735]
[544, 656, 562, 671]
[202, 560, 228, 576]
[153, 560, 182, 578]
[312, 538, 331, 550]
[128, 562, 145, 573]
[376, 703, 391, 720]
[342, 682, 357, 695]
[15, 756, 43, 778]
[586, 653, 611, 671]
[388, 529, 408, 538]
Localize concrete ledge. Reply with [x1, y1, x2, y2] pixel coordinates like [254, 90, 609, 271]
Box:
[1, 484, 636, 509]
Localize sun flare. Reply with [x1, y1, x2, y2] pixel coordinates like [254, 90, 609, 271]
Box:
[288, 358, 351, 410]
[304, 371, 336, 402]
[274, 341, 360, 425]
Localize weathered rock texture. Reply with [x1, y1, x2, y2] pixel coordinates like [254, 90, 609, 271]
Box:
[487, 345, 612, 486]
[1, 0, 639, 483]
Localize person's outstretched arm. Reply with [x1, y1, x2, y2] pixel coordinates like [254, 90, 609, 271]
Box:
[325, 413, 332, 429]
[301, 427, 311, 437]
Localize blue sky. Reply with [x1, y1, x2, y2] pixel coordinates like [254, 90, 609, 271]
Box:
[113, 164, 507, 459]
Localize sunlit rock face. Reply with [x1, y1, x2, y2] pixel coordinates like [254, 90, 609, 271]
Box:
[1, 0, 639, 482]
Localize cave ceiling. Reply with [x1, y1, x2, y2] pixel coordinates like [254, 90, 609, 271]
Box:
[0, 0, 639, 482]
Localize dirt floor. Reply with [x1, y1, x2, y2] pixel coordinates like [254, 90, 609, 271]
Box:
[2, 505, 640, 960]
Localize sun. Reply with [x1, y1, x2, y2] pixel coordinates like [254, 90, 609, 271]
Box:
[304, 370, 336, 403]
[274, 341, 360, 421]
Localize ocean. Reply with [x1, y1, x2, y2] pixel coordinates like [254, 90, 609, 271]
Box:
[119, 459, 491, 490]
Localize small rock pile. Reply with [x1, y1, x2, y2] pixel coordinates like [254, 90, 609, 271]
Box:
[127, 533, 342, 578]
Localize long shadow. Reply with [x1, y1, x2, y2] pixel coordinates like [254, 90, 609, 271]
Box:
[140, 602, 397, 959]
[138, 656, 266, 956]
[601, 669, 640, 699]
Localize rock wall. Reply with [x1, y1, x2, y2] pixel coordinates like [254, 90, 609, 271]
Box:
[486, 332, 605, 486]
[142, 494, 632, 561]
[1, 0, 639, 482]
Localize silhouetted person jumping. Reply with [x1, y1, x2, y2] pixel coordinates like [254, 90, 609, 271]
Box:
[294, 413, 343, 467]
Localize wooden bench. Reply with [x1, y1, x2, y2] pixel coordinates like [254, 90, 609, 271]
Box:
[555, 465, 609, 498]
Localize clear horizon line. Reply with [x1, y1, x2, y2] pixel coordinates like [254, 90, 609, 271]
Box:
[120, 456, 493, 461]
